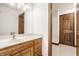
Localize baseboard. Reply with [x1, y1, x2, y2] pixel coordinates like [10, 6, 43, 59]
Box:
[52, 42, 77, 47]
[52, 42, 59, 45]
[59, 43, 77, 47]
[73, 45, 77, 47]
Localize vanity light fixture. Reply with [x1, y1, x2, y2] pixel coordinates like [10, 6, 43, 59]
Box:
[9, 3, 31, 10]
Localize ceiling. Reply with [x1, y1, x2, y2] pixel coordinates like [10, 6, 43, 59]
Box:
[53, 3, 75, 10]
[0, 3, 18, 10]
[0, 3, 33, 10]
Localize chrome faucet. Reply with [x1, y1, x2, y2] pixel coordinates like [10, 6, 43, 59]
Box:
[11, 32, 16, 40]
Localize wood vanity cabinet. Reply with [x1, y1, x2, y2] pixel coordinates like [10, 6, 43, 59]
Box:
[0, 38, 42, 56]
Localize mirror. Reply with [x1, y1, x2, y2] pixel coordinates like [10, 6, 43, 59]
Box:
[0, 3, 25, 35]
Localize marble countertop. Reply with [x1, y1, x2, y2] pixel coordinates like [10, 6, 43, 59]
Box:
[0, 34, 42, 49]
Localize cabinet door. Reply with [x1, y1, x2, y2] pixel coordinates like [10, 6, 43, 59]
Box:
[14, 53, 21, 56]
[20, 47, 33, 56]
[34, 51, 42, 56]
[34, 38, 42, 56]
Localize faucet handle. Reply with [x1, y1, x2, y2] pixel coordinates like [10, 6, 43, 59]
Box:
[11, 32, 15, 35]
[11, 32, 13, 35]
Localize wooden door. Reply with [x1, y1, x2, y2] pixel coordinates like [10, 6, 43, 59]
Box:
[60, 13, 74, 46]
[19, 13, 24, 34]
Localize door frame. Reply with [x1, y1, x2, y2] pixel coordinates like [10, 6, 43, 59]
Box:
[76, 3, 79, 56]
[48, 3, 52, 56]
[59, 13, 75, 46]
[76, 10, 78, 56]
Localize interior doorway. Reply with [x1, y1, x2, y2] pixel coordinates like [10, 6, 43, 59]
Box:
[59, 13, 75, 46]
[52, 3, 76, 56]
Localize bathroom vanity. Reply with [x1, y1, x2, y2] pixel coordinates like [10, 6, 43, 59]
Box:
[0, 34, 42, 56]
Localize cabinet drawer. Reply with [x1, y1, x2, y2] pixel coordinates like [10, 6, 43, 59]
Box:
[34, 38, 42, 45]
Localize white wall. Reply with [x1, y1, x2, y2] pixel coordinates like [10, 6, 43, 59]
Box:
[24, 4, 48, 56]
[52, 7, 59, 43]
[0, 5, 18, 35]
[58, 8, 75, 15]
[52, 3, 75, 44]
[24, 9, 33, 34]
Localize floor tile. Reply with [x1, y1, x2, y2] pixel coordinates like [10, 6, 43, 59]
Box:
[52, 44, 76, 56]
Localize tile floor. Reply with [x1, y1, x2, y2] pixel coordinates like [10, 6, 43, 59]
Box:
[52, 44, 76, 56]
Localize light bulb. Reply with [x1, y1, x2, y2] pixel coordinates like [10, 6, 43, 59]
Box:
[23, 6, 26, 11]
[25, 5, 31, 9]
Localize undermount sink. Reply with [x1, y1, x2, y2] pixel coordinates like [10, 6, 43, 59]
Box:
[0, 36, 26, 43]
[15, 36, 26, 40]
[0, 38, 12, 43]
